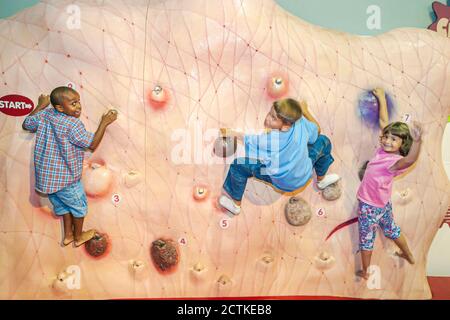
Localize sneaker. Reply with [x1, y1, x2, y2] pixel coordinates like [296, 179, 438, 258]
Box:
[219, 195, 241, 215]
[317, 174, 341, 190]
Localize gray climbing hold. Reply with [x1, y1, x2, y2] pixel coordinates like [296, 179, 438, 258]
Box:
[358, 160, 369, 181]
[213, 136, 237, 158]
[321, 181, 342, 201]
[284, 196, 312, 226]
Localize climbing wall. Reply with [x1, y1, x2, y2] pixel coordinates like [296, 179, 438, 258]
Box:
[0, 0, 449, 299]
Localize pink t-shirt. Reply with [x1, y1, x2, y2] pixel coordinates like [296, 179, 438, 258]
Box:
[357, 148, 408, 208]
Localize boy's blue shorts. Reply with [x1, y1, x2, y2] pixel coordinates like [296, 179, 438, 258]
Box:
[48, 180, 88, 218]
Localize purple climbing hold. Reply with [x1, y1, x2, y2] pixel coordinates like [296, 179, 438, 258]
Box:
[358, 90, 394, 128]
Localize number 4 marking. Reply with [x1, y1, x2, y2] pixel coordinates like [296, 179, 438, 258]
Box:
[178, 237, 187, 246]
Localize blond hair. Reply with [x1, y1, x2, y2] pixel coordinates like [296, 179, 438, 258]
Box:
[273, 98, 303, 124]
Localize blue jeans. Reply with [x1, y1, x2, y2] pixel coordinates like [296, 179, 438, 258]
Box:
[48, 180, 88, 218]
[223, 134, 334, 201]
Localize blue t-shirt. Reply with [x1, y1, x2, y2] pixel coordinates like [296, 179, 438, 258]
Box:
[244, 117, 318, 192]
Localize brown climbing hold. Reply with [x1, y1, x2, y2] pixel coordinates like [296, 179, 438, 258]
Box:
[213, 136, 237, 158]
[85, 232, 109, 257]
[321, 181, 342, 201]
[284, 196, 312, 226]
[358, 160, 369, 181]
[150, 239, 179, 272]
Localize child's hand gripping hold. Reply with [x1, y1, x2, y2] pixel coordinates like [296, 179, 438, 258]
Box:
[101, 109, 118, 126]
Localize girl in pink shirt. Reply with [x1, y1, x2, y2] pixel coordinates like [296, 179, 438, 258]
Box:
[356, 88, 422, 280]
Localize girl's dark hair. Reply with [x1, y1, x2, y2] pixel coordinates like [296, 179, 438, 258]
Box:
[273, 98, 303, 125]
[382, 122, 413, 156]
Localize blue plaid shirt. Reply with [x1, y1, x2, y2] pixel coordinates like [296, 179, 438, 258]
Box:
[23, 107, 95, 194]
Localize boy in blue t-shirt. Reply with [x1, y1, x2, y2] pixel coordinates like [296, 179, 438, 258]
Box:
[219, 98, 340, 215]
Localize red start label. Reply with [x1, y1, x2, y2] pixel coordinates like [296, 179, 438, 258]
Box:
[0, 94, 34, 117]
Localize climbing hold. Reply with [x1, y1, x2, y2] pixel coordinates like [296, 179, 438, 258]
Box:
[213, 136, 237, 158]
[261, 254, 274, 265]
[82, 160, 113, 198]
[217, 274, 232, 286]
[256, 252, 277, 272]
[123, 170, 143, 188]
[193, 184, 209, 201]
[130, 260, 144, 270]
[321, 181, 342, 201]
[259, 253, 275, 267]
[150, 239, 179, 272]
[192, 262, 206, 272]
[358, 160, 370, 181]
[52, 266, 80, 295]
[284, 196, 312, 226]
[129, 260, 148, 279]
[267, 72, 289, 99]
[190, 262, 207, 279]
[52, 271, 71, 295]
[393, 187, 413, 205]
[314, 251, 336, 270]
[148, 85, 169, 109]
[85, 232, 110, 258]
[358, 90, 394, 128]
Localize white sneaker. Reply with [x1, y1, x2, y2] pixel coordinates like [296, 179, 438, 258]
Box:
[219, 195, 241, 215]
[317, 174, 341, 190]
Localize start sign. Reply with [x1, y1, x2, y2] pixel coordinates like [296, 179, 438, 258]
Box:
[0, 94, 34, 117]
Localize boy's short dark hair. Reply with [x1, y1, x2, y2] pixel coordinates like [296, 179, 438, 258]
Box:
[273, 98, 303, 125]
[50, 86, 78, 107]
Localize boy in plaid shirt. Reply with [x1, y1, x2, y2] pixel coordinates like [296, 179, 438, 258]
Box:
[22, 87, 117, 247]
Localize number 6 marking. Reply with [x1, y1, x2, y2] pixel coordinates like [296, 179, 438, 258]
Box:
[316, 208, 326, 217]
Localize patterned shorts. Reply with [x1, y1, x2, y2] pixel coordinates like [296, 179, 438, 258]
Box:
[358, 200, 401, 251]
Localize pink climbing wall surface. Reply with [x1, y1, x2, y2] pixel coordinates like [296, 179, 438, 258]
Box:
[0, 0, 449, 299]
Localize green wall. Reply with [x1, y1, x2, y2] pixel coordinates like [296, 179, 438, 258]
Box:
[0, 0, 38, 19]
[277, 0, 448, 35]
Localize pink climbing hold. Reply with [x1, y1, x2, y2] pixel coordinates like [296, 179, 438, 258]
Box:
[193, 184, 209, 201]
[266, 72, 289, 99]
[148, 85, 169, 110]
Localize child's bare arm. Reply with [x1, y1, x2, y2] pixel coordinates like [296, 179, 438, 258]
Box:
[88, 109, 117, 152]
[22, 94, 50, 130]
[391, 122, 422, 171]
[220, 128, 244, 142]
[373, 88, 389, 130]
[299, 101, 321, 134]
